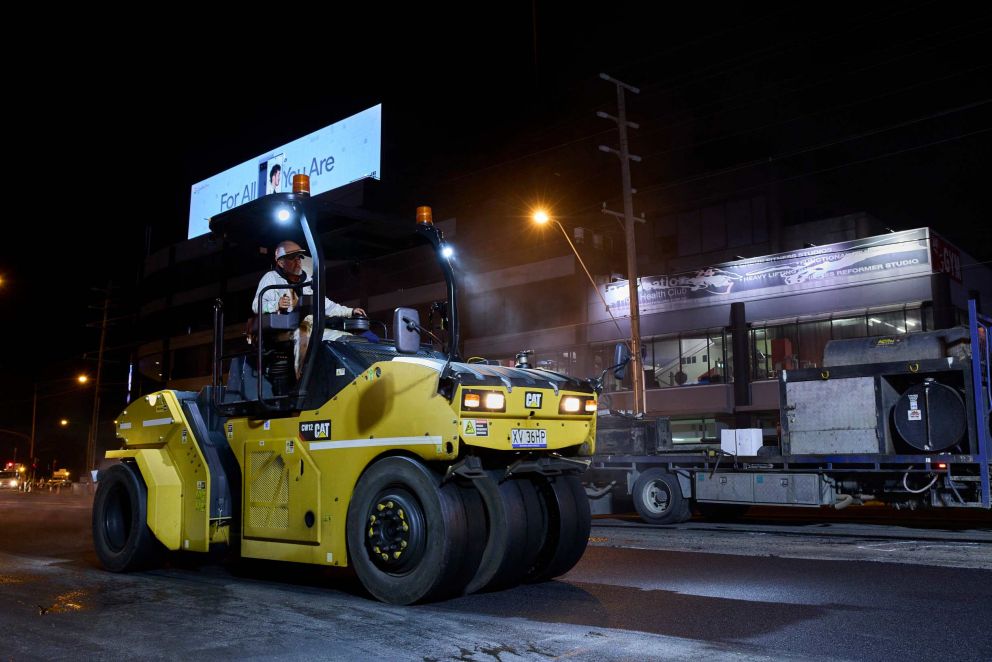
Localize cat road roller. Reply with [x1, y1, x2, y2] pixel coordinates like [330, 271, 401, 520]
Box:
[92, 186, 597, 604]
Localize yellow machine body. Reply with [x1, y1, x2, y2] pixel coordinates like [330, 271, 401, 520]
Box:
[112, 360, 596, 567]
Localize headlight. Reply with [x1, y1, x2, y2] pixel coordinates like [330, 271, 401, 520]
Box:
[461, 390, 506, 412]
[484, 392, 505, 410]
[10, 480, 17, 488]
[560, 395, 596, 415]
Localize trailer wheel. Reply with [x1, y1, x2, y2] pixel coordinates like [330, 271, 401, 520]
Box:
[92, 463, 165, 572]
[525, 474, 591, 583]
[346, 456, 481, 604]
[632, 469, 690, 524]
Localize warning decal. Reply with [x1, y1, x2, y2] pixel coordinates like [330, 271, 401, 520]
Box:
[462, 419, 489, 437]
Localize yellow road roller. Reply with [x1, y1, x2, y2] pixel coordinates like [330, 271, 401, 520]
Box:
[92, 187, 598, 604]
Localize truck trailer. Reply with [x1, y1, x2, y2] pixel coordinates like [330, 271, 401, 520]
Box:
[585, 301, 991, 523]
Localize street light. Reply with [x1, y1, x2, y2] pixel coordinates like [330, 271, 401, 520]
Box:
[29, 375, 91, 471]
[531, 208, 633, 377]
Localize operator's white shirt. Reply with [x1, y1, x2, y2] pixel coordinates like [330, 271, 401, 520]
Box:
[252, 269, 354, 341]
[252, 270, 353, 317]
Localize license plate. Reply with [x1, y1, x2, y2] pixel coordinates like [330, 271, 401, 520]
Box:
[511, 429, 547, 448]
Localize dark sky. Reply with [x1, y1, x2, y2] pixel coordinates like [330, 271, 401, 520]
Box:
[3, 3, 990, 462]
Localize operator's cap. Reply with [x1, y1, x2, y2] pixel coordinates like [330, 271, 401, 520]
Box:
[275, 241, 308, 260]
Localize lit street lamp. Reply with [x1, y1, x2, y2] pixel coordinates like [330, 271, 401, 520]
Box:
[29, 375, 91, 471]
[531, 208, 630, 360]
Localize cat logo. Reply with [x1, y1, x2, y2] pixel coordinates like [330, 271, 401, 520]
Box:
[299, 420, 332, 441]
[525, 392, 543, 409]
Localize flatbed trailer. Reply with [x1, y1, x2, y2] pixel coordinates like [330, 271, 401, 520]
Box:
[585, 300, 991, 523]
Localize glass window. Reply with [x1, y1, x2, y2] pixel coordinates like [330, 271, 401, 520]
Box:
[868, 311, 908, 336]
[533, 349, 578, 376]
[905, 308, 922, 333]
[708, 332, 729, 383]
[751, 328, 770, 380]
[798, 320, 831, 368]
[645, 337, 680, 388]
[678, 337, 709, 385]
[591, 345, 627, 392]
[831, 316, 867, 340]
[756, 323, 798, 376]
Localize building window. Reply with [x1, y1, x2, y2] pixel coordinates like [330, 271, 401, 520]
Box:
[751, 307, 922, 378]
[798, 320, 831, 369]
[641, 330, 729, 389]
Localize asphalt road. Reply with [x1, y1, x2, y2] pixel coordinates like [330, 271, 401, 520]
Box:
[1, 490, 991, 661]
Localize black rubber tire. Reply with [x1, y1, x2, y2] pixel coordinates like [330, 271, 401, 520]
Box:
[632, 468, 691, 525]
[466, 473, 547, 594]
[694, 502, 751, 521]
[346, 456, 482, 604]
[525, 474, 591, 583]
[92, 462, 166, 572]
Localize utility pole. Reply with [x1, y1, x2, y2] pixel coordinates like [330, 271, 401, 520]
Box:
[86, 282, 111, 473]
[598, 73, 646, 415]
[29, 384, 37, 464]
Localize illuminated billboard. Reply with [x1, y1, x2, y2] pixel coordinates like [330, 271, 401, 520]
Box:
[599, 228, 933, 316]
[187, 104, 382, 239]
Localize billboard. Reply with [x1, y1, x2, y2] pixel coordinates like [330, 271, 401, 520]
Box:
[187, 104, 382, 239]
[601, 228, 933, 317]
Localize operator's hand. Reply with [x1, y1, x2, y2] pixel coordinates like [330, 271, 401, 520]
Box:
[278, 294, 292, 311]
[353, 307, 367, 317]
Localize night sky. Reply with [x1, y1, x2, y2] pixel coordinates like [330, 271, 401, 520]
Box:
[4, 3, 990, 469]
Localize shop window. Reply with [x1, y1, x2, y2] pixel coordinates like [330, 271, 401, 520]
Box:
[709, 332, 730, 383]
[868, 311, 909, 336]
[645, 338, 680, 387]
[905, 308, 922, 333]
[831, 316, 867, 340]
[533, 350, 579, 376]
[680, 337, 712, 385]
[751, 323, 798, 378]
[798, 320, 831, 368]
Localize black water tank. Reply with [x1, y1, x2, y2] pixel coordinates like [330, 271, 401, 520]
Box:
[892, 380, 966, 452]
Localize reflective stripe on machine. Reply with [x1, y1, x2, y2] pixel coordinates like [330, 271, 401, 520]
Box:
[309, 436, 443, 451]
[143, 418, 174, 427]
